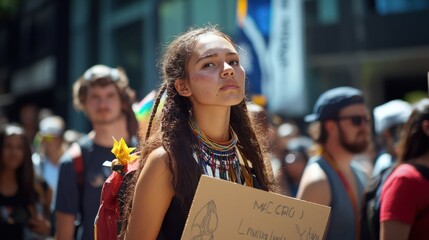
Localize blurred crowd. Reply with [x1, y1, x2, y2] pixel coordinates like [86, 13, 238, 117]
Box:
[0, 63, 428, 240]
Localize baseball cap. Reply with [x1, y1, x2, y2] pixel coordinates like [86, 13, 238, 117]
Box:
[83, 65, 120, 82]
[305, 86, 364, 122]
[373, 99, 411, 134]
[39, 116, 65, 137]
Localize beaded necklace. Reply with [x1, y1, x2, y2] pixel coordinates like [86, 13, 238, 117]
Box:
[189, 118, 250, 185]
[189, 118, 238, 151]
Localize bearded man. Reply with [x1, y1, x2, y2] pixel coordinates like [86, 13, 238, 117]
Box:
[297, 86, 371, 240]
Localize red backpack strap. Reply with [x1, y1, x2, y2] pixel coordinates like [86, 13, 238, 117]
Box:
[68, 142, 85, 214]
[68, 142, 84, 185]
[73, 155, 84, 187]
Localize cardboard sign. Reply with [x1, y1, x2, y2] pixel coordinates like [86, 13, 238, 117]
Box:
[181, 176, 331, 240]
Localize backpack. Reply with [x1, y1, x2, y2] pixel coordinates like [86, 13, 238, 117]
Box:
[93, 137, 139, 240]
[360, 163, 429, 240]
[70, 136, 138, 240]
[360, 165, 395, 240]
[94, 160, 138, 240]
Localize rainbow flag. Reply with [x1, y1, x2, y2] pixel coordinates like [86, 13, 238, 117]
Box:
[133, 90, 165, 123]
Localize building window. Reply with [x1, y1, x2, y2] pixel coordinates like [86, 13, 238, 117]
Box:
[375, 0, 429, 15]
[112, 20, 143, 96]
[305, 0, 339, 25]
[318, 0, 339, 24]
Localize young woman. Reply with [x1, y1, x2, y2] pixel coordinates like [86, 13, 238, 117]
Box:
[380, 98, 429, 240]
[0, 123, 52, 239]
[123, 25, 271, 239]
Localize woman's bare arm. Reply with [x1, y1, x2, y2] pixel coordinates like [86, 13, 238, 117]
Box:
[125, 147, 174, 240]
[380, 220, 411, 240]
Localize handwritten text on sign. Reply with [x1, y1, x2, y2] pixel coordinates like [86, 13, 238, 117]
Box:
[181, 176, 331, 240]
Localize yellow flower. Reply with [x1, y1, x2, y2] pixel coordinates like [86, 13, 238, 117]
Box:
[111, 137, 138, 166]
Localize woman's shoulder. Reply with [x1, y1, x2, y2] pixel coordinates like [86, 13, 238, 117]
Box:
[393, 163, 421, 176]
[135, 146, 174, 197]
[385, 163, 427, 185]
[147, 146, 169, 162]
[142, 146, 172, 175]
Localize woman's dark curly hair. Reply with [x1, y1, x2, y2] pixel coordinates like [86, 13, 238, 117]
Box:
[397, 98, 429, 163]
[121, 25, 271, 236]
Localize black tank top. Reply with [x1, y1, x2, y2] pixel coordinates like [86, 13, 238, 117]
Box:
[157, 173, 261, 239]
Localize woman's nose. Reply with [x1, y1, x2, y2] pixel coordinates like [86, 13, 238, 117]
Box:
[221, 62, 234, 78]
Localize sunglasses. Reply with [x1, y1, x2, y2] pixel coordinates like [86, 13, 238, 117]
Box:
[335, 115, 371, 127]
[42, 135, 56, 142]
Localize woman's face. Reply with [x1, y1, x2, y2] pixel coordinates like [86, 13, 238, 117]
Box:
[2, 135, 25, 170]
[181, 33, 245, 108]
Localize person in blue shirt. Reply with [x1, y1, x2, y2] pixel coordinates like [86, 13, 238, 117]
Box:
[55, 65, 138, 240]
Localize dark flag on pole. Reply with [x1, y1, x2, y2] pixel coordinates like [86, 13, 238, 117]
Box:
[236, 0, 307, 116]
[235, 0, 271, 96]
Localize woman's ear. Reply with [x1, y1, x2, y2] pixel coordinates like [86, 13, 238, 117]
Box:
[174, 79, 191, 97]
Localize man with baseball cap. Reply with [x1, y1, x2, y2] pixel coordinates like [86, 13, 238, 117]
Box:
[297, 86, 371, 240]
[372, 99, 412, 177]
[33, 115, 67, 237]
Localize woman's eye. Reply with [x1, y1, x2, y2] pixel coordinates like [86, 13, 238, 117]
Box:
[229, 60, 239, 66]
[203, 63, 215, 68]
